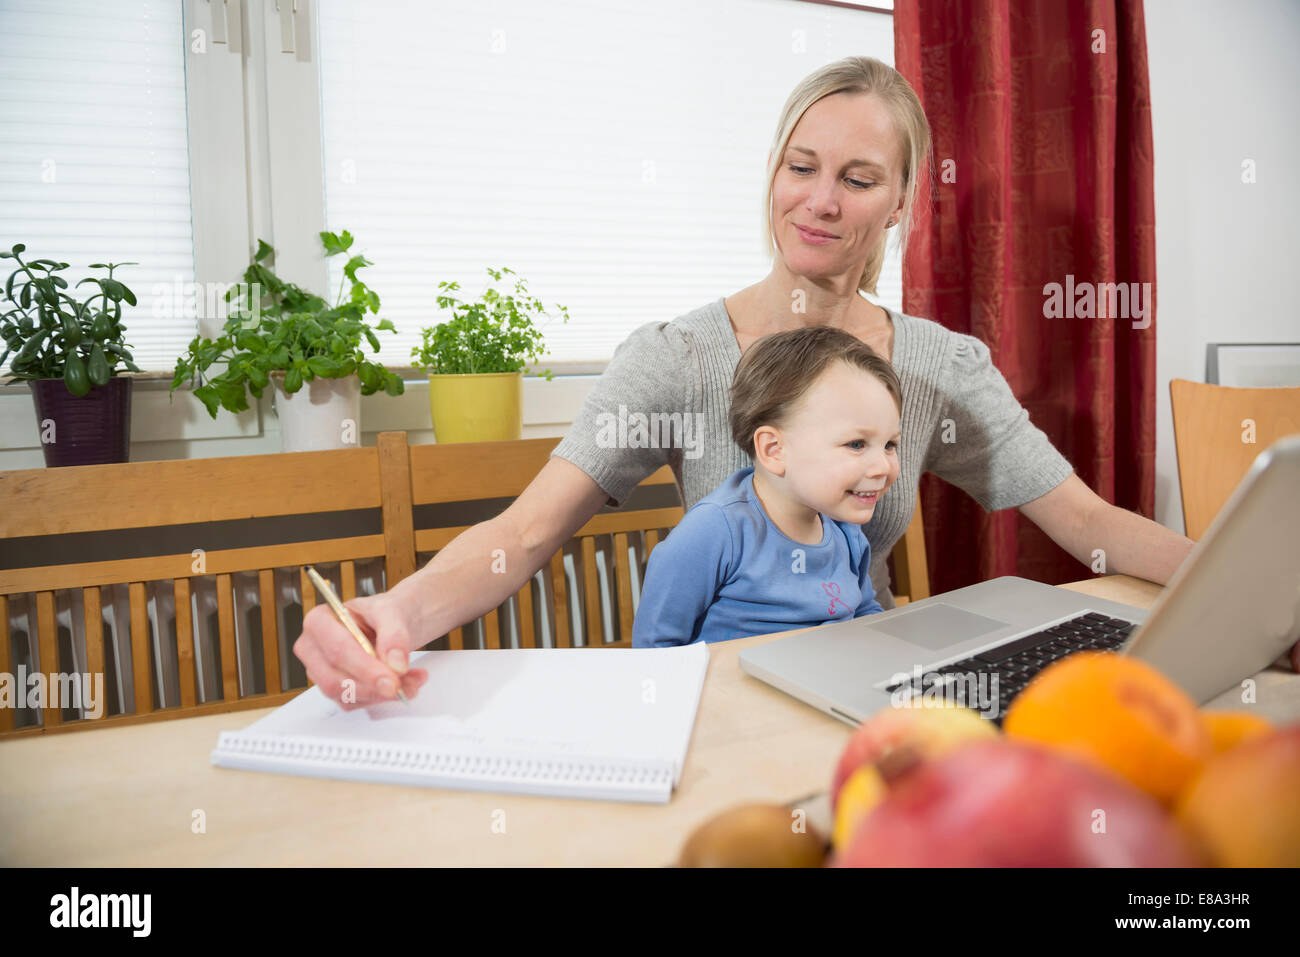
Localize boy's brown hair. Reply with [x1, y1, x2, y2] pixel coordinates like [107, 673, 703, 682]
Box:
[728, 325, 902, 459]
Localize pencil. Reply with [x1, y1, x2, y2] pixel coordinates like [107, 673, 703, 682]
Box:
[304, 565, 410, 705]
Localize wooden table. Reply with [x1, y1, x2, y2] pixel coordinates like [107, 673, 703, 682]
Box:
[3, 575, 1298, 866]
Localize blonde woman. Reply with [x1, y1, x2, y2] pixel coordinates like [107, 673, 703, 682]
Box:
[295, 56, 1200, 707]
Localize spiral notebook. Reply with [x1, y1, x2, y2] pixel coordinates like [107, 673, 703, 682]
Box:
[211, 642, 710, 804]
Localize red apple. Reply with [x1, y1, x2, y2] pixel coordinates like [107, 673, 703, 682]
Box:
[835, 738, 1205, 867]
[831, 702, 997, 812]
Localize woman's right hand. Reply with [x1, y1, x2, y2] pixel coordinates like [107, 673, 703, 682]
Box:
[293, 592, 429, 709]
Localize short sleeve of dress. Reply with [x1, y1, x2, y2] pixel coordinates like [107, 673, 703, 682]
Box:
[927, 333, 1075, 513]
[550, 320, 694, 509]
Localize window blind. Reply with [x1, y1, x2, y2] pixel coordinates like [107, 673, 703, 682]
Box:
[0, 0, 195, 375]
[317, 0, 900, 366]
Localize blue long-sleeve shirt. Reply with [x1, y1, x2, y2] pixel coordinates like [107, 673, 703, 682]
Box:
[631, 467, 884, 647]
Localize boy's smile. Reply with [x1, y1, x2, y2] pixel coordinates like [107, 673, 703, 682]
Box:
[750, 359, 901, 541]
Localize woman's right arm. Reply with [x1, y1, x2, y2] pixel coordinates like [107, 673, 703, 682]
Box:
[293, 455, 612, 708]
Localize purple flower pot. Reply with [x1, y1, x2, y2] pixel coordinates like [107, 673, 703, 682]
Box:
[29, 376, 133, 467]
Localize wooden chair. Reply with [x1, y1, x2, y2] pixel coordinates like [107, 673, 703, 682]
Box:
[1170, 378, 1300, 539]
[404, 437, 683, 650]
[0, 431, 929, 736]
[0, 435, 415, 738]
[889, 494, 930, 606]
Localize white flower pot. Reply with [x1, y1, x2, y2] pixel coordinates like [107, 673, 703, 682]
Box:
[270, 372, 362, 453]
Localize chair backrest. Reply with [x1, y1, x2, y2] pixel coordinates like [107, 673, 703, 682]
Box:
[1170, 378, 1300, 539]
[0, 430, 930, 736]
[405, 437, 683, 650]
[889, 493, 930, 606]
[0, 435, 415, 737]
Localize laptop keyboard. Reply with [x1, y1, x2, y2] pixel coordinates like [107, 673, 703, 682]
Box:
[884, 612, 1139, 726]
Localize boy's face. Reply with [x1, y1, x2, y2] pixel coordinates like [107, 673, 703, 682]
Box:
[758, 361, 902, 523]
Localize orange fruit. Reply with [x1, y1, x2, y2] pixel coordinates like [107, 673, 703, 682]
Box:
[1003, 651, 1211, 807]
[1201, 710, 1273, 754]
[1175, 725, 1300, 867]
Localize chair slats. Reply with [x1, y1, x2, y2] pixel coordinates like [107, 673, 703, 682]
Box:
[36, 591, 61, 726]
[0, 594, 11, 732]
[516, 578, 536, 649]
[550, 551, 572, 648]
[299, 567, 316, 615]
[612, 532, 635, 648]
[215, 574, 239, 702]
[580, 537, 603, 647]
[1, 432, 691, 737]
[128, 582, 150, 716]
[257, 571, 280, 697]
[173, 579, 198, 707]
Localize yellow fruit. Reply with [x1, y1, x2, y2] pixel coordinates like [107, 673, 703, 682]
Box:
[1201, 710, 1273, 754]
[1003, 651, 1211, 807]
[832, 764, 889, 852]
[832, 700, 998, 809]
[678, 803, 826, 867]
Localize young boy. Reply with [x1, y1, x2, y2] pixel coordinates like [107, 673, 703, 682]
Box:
[632, 325, 902, 647]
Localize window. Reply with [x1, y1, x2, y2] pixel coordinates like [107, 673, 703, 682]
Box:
[0, 0, 197, 374]
[315, 0, 899, 366]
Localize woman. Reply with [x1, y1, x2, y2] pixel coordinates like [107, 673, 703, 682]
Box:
[295, 56, 1201, 707]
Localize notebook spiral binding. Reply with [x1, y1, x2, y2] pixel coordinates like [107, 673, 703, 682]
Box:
[214, 731, 675, 789]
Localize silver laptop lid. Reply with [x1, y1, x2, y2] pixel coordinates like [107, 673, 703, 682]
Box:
[1124, 434, 1300, 702]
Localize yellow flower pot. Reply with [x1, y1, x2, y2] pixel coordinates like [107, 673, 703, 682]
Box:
[427, 371, 522, 443]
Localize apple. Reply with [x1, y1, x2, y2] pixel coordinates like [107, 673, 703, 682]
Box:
[831, 702, 997, 811]
[835, 738, 1205, 867]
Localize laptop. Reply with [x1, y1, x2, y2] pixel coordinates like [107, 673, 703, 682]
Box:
[739, 434, 1300, 726]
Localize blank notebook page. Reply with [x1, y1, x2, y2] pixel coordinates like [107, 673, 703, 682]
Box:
[224, 643, 710, 791]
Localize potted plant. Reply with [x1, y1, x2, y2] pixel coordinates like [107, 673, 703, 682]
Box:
[1, 244, 143, 467]
[411, 267, 570, 443]
[170, 231, 404, 452]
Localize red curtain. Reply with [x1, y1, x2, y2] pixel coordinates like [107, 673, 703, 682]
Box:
[895, 0, 1158, 595]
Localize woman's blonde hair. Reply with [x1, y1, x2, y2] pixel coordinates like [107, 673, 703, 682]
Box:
[762, 56, 932, 296]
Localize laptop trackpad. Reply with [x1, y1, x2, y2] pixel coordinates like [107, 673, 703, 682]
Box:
[869, 603, 1011, 651]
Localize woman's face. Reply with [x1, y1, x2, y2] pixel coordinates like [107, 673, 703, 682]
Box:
[756, 361, 902, 524]
[771, 92, 905, 288]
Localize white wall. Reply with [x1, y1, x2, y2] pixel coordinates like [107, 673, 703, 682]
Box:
[1146, 0, 1300, 534]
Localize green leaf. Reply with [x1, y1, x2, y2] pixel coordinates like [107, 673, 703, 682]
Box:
[383, 372, 404, 396]
[236, 330, 266, 353]
[307, 355, 339, 377]
[254, 239, 274, 262]
[193, 384, 221, 418]
[215, 377, 249, 413]
[375, 318, 395, 332]
[284, 364, 302, 393]
[342, 255, 369, 283]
